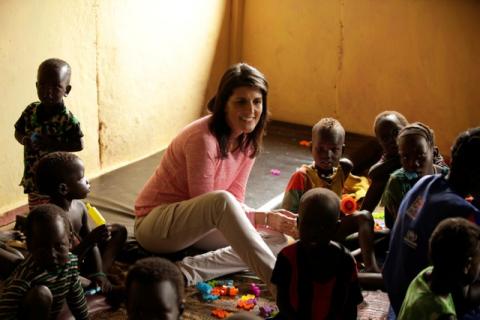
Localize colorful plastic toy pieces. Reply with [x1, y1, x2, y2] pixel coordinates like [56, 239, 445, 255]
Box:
[259, 305, 276, 318]
[340, 194, 357, 215]
[196, 282, 219, 301]
[299, 140, 311, 147]
[270, 168, 281, 176]
[211, 308, 231, 319]
[249, 283, 261, 297]
[237, 294, 257, 311]
[86, 203, 106, 226]
[211, 285, 239, 297]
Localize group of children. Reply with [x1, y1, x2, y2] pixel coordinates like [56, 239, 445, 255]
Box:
[0, 58, 479, 320]
[272, 112, 480, 319]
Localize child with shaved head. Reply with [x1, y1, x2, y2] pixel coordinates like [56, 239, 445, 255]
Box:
[14, 58, 84, 208]
[273, 188, 363, 319]
[282, 117, 379, 272]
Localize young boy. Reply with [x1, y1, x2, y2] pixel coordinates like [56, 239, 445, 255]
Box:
[273, 188, 363, 319]
[35, 152, 127, 293]
[126, 257, 185, 320]
[361, 111, 408, 212]
[0, 204, 88, 320]
[14, 58, 84, 208]
[383, 127, 480, 316]
[282, 117, 379, 272]
[398, 218, 480, 319]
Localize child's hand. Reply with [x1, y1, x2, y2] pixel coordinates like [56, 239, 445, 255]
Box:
[89, 224, 112, 244]
[91, 273, 112, 293]
[267, 209, 298, 236]
[0, 230, 25, 242]
[33, 133, 57, 150]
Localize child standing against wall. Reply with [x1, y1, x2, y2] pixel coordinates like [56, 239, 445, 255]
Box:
[14, 58, 84, 208]
[273, 188, 363, 319]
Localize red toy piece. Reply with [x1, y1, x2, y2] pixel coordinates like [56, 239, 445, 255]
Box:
[212, 308, 231, 319]
[340, 194, 357, 215]
[299, 140, 311, 147]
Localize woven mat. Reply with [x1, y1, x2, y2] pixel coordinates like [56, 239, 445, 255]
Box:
[89, 262, 389, 320]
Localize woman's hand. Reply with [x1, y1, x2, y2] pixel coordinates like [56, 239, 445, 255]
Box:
[265, 209, 298, 237]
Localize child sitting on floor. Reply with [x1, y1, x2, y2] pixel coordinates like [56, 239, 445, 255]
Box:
[383, 127, 480, 316]
[273, 188, 363, 319]
[35, 151, 127, 293]
[282, 117, 379, 272]
[381, 122, 449, 229]
[398, 218, 480, 319]
[0, 231, 25, 278]
[361, 111, 408, 212]
[0, 204, 88, 320]
[126, 257, 185, 320]
[14, 58, 84, 209]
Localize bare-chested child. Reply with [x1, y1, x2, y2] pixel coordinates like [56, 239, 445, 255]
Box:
[361, 111, 408, 212]
[35, 151, 127, 293]
[282, 117, 379, 272]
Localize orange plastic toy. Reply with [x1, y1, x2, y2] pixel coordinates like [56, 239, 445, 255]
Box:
[340, 195, 357, 215]
[212, 308, 231, 319]
[237, 294, 257, 311]
[299, 140, 311, 147]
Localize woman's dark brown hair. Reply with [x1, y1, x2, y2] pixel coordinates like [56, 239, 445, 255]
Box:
[207, 63, 269, 158]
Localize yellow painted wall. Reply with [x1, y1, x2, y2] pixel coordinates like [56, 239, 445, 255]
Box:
[0, 0, 227, 213]
[96, 0, 227, 168]
[0, 0, 99, 213]
[3, 0, 478, 213]
[243, 0, 480, 154]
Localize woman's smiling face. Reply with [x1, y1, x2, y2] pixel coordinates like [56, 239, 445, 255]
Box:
[225, 86, 263, 138]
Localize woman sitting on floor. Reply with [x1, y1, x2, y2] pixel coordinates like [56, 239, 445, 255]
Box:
[134, 63, 297, 295]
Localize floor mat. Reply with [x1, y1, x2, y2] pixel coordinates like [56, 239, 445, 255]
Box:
[89, 262, 389, 319]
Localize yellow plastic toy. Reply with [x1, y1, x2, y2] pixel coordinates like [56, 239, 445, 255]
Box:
[86, 203, 106, 226]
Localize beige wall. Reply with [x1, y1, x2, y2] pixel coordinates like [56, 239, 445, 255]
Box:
[0, 0, 99, 213]
[242, 0, 480, 154]
[0, 0, 227, 213]
[2, 0, 479, 213]
[96, 0, 227, 168]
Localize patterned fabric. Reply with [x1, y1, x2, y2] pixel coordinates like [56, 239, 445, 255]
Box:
[0, 253, 88, 320]
[27, 192, 51, 210]
[271, 241, 363, 319]
[282, 163, 369, 213]
[14, 102, 84, 194]
[398, 267, 456, 320]
[381, 165, 449, 229]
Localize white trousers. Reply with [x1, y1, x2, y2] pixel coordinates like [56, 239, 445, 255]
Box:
[134, 191, 288, 292]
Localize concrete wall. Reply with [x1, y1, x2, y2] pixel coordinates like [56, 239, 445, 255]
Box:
[2, 0, 479, 213]
[0, 0, 227, 213]
[242, 0, 480, 154]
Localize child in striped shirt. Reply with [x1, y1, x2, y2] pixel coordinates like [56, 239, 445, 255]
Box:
[0, 204, 88, 320]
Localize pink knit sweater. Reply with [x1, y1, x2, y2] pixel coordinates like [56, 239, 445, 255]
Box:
[135, 116, 256, 219]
